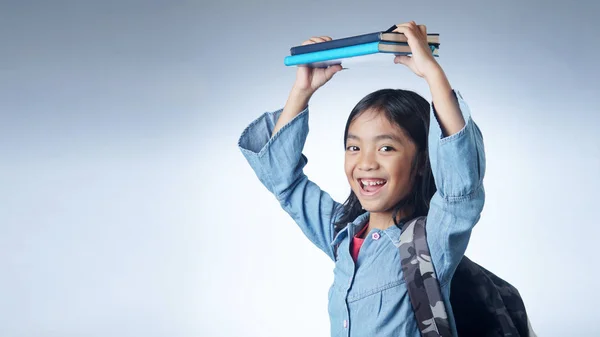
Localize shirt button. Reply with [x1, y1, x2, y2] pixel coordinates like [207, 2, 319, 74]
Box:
[372, 232, 380, 240]
[343, 320, 348, 328]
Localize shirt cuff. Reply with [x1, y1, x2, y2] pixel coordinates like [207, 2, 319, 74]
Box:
[238, 107, 311, 197]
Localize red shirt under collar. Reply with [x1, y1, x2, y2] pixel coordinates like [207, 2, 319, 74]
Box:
[350, 223, 369, 262]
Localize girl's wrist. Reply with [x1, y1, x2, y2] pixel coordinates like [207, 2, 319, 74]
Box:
[286, 86, 313, 112]
[422, 64, 445, 84]
[425, 67, 452, 95]
[290, 85, 314, 102]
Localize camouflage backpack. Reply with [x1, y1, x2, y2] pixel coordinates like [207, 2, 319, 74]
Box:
[399, 216, 536, 337]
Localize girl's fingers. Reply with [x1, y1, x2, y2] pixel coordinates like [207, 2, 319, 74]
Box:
[392, 25, 417, 40]
[310, 36, 327, 43]
[324, 64, 343, 79]
[395, 22, 424, 32]
[394, 55, 411, 65]
[301, 35, 333, 46]
[393, 23, 427, 41]
[395, 22, 416, 29]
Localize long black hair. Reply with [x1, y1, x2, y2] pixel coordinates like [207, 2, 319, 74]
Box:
[333, 89, 437, 232]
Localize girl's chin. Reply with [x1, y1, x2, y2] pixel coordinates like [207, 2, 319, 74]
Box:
[358, 201, 388, 212]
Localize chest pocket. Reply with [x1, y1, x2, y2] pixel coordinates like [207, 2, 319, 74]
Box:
[347, 279, 405, 303]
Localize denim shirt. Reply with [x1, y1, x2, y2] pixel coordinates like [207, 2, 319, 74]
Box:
[238, 90, 486, 337]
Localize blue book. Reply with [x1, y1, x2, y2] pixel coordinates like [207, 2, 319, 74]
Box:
[284, 41, 439, 67]
[290, 31, 439, 56]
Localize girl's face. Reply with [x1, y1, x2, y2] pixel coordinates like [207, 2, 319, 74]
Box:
[344, 109, 418, 213]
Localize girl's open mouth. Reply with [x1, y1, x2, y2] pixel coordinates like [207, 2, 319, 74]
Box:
[358, 178, 387, 196]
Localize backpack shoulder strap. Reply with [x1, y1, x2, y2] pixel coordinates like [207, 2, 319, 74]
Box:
[399, 216, 452, 337]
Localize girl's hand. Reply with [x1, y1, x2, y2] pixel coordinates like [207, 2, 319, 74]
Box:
[292, 36, 343, 96]
[392, 21, 442, 80]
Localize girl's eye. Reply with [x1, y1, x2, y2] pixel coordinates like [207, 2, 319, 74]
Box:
[380, 146, 395, 152]
[346, 146, 359, 152]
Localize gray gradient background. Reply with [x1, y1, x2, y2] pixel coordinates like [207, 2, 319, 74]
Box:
[1, 1, 599, 336]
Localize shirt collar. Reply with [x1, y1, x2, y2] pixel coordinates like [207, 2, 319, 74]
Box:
[383, 223, 403, 247]
[330, 212, 409, 247]
[331, 211, 370, 246]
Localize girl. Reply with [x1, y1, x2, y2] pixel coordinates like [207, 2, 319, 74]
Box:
[238, 21, 485, 337]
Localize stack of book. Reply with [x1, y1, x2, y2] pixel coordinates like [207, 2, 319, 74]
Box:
[284, 25, 440, 68]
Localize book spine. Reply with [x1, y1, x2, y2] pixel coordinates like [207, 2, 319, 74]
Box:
[284, 42, 382, 66]
[290, 32, 382, 55]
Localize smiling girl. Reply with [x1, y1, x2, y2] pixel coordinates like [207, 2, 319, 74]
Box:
[238, 21, 485, 337]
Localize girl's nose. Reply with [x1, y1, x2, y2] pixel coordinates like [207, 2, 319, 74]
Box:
[358, 152, 379, 171]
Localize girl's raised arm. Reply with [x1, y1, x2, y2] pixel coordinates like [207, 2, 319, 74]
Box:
[272, 36, 342, 136]
[238, 37, 344, 261]
[392, 22, 465, 137]
[393, 21, 486, 282]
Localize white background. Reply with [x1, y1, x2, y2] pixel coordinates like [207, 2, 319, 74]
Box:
[1, 0, 599, 336]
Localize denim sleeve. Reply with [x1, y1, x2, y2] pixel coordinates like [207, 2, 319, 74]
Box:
[238, 107, 342, 261]
[425, 90, 486, 284]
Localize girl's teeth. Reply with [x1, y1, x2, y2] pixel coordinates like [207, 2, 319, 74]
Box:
[361, 180, 386, 186]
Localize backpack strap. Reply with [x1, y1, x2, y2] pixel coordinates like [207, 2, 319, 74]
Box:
[399, 216, 452, 337]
